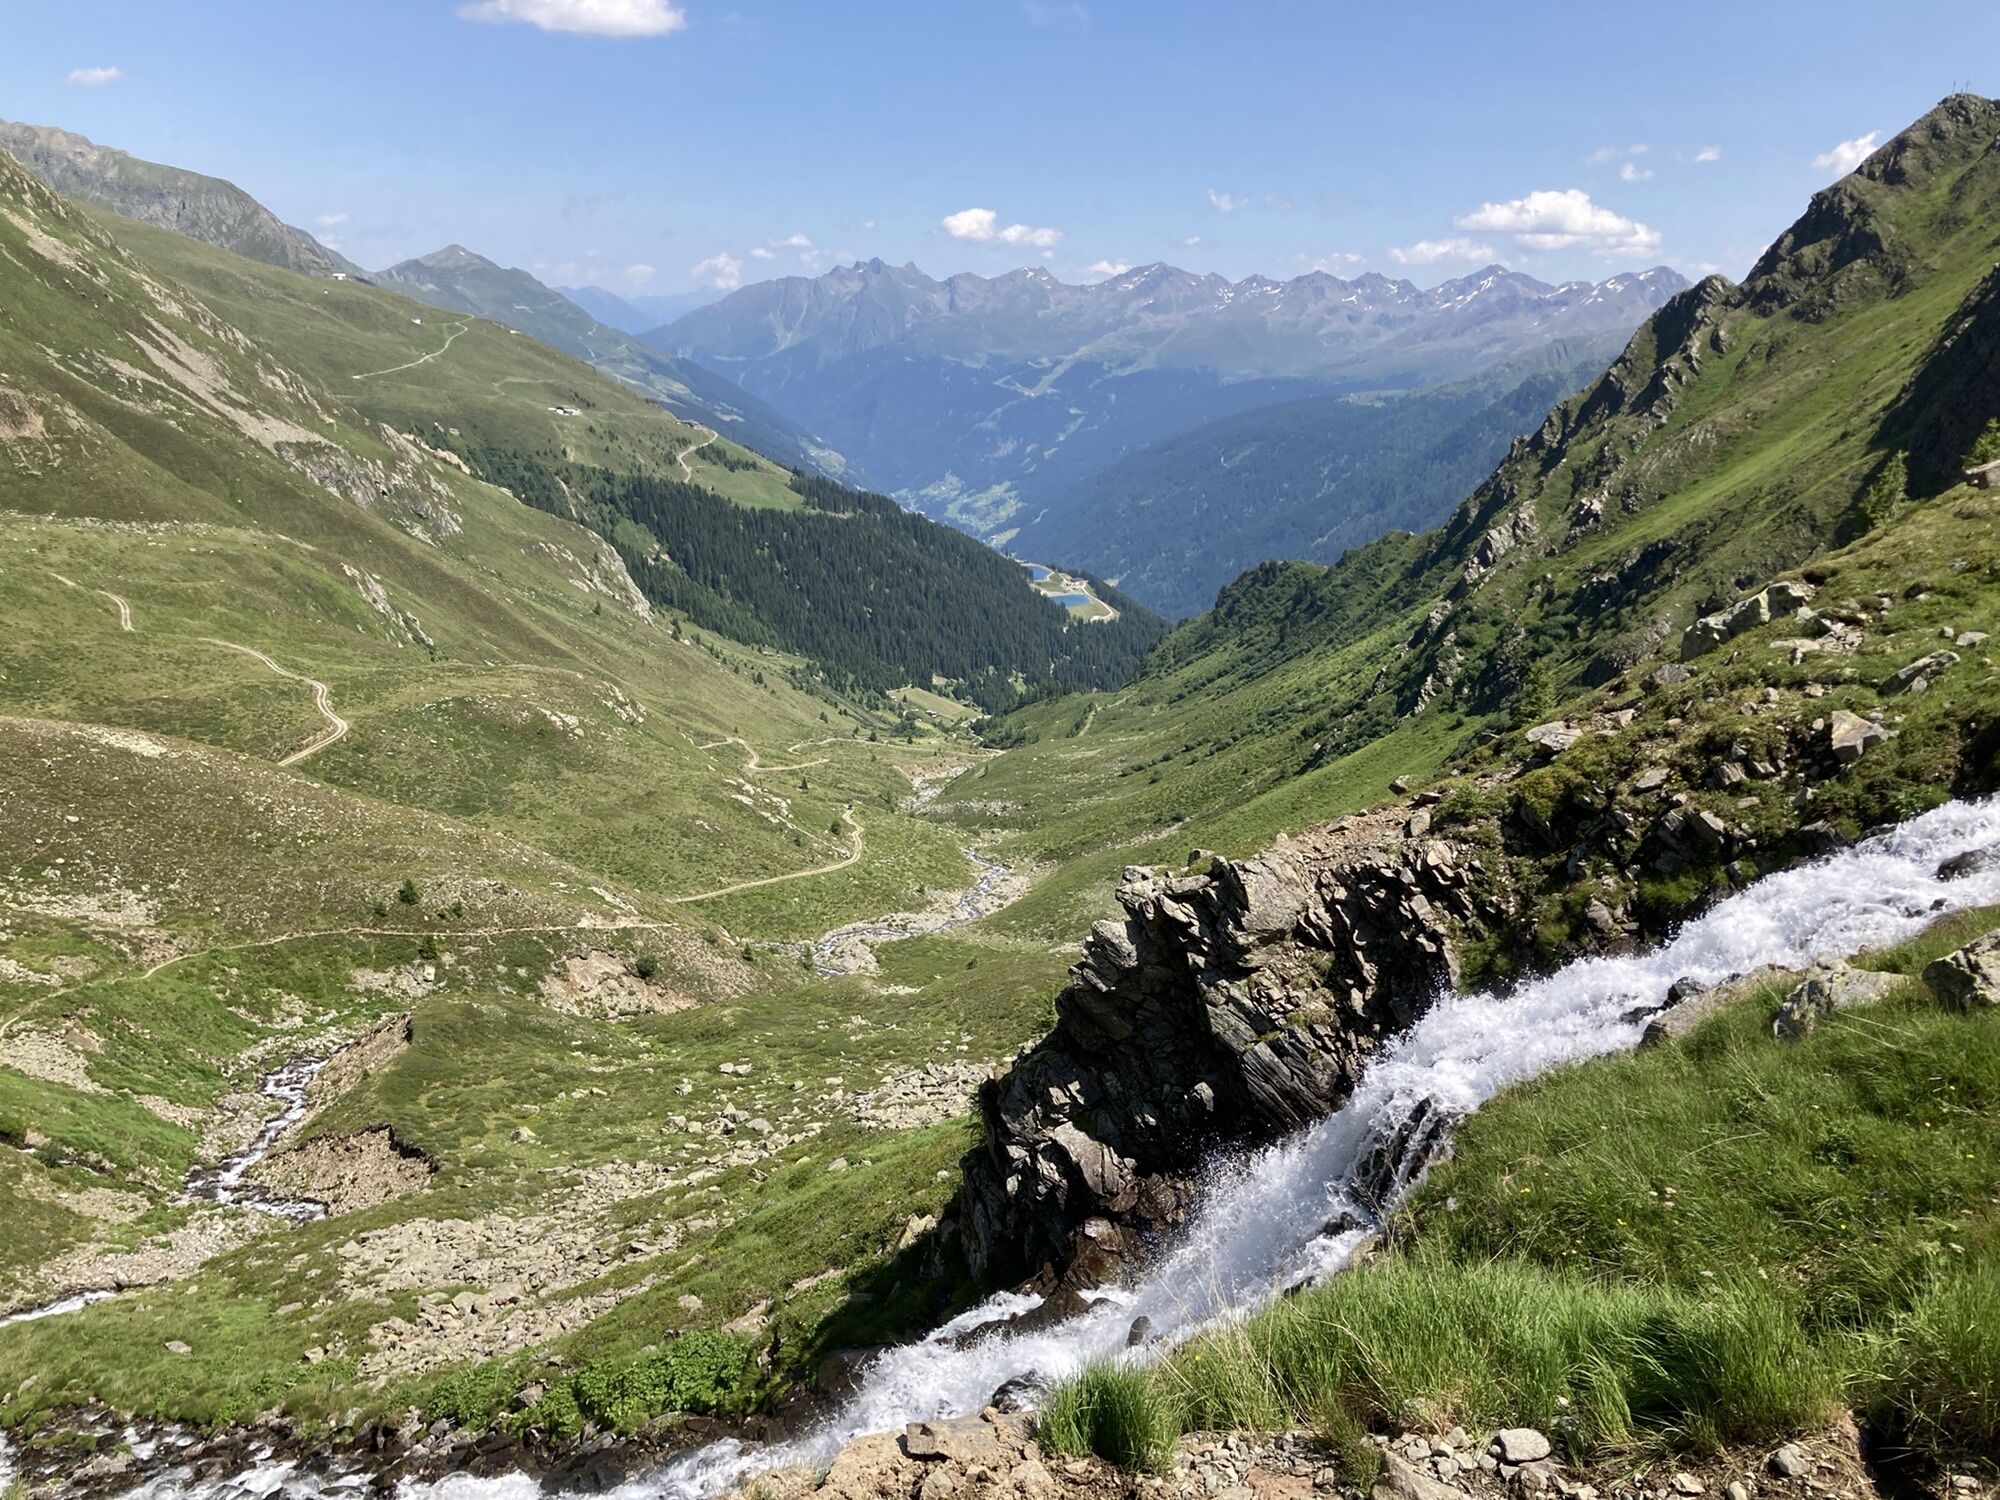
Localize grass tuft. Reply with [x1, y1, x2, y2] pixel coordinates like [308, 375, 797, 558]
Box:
[1038, 1359, 1178, 1474]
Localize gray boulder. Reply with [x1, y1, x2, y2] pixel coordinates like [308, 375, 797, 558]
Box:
[1937, 845, 2000, 881]
[1680, 581, 1816, 660]
[1489, 1429, 1553, 1465]
[1923, 933, 2000, 1010]
[1773, 962, 1903, 1039]
[1373, 1455, 1464, 1500]
[1880, 649, 1959, 697]
[1823, 710, 1892, 765]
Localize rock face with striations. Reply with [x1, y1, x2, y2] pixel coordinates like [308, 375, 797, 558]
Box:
[956, 815, 1491, 1284]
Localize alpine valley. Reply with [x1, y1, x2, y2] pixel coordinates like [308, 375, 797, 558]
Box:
[0, 52, 1997, 1500]
[652, 259, 1688, 608]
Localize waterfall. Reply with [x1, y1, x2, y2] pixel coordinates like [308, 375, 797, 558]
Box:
[34, 798, 2000, 1500]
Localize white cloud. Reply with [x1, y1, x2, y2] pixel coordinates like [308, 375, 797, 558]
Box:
[1619, 161, 1652, 182]
[942, 208, 998, 240]
[1814, 131, 1880, 177]
[1181, 236, 1204, 248]
[1083, 260, 1130, 279]
[1265, 193, 1295, 212]
[63, 65, 124, 86]
[457, 0, 687, 37]
[1695, 146, 1723, 163]
[749, 246, 776, 260]
[941, 207, 1062, 249]
[1587, 144, 1648, 166]
[691, 252, 743, 290]
[313, 211, 350, 230]
[624, 262, 656, 285]
[1457, 188, 1661, 257]
[1389, 238, 1498, 266]
[1306, 252, 1365, 273]
[772, 233, 813, 249]
[1206, 187, 1248, 213]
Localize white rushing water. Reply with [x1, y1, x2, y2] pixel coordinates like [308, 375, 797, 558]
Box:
[0, 1059, 331, 1350]
[33, 797, 2000, 1500]
[179, 1054, 330, 1224]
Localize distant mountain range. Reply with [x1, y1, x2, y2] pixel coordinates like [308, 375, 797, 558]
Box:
[375, 246, 849, 478]
[557, 284, 723, 336]
[649, 258, 1690, 539]
[0, 115, 1687, 617]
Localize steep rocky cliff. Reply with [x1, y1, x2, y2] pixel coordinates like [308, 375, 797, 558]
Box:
[957, 802, 1500, 1283]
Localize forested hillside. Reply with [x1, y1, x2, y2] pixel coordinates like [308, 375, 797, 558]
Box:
[76, 209, 1159, 713]
[1012, 335, 1626, 617]
[442, 440, 1169, 711]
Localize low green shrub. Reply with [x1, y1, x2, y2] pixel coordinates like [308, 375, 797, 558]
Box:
[1039, 1360, 1178, 1474]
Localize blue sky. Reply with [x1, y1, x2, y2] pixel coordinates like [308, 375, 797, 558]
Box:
[4, 1, 1994, 299]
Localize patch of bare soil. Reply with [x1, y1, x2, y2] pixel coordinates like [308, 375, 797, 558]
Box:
[538, 949, 696, 1019]
[306, 1011, 412, 1107]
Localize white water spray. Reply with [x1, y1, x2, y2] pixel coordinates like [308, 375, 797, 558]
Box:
[180, 1055, 330, 1224]
[37, 799, 2000, 1500]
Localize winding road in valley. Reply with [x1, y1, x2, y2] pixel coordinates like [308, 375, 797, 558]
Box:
[676, 426, 715, 481]
[350, 319, 470, 382]
[200, 639, 350, 765]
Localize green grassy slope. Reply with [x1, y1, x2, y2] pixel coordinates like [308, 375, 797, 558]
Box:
[92, 211, 804, 512]
[0, 142, 1069, 1443]
[0, 117, 363, 278]
[374, 243, 852, 481]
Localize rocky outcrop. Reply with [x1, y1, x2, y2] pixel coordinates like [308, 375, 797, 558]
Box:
[253, 1125, 433, 1215]
[1772, 963, 1904, 1039]
[538, 949, 696, 1018]
[1679, 581, 1817, 660]
[956, 817, 1490, 1283]
[1879, 649, 1958, 697]
[1924, 932, 2000, 1009]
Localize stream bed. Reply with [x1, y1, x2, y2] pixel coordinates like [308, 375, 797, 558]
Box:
[811, 847, 1020, 975]
[180, 1054, 330, 1224]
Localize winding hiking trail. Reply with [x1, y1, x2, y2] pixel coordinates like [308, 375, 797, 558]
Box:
[200, 639, 349, 766]
[350, 319, 470, 382]
[668, 805, 864, 904]
[693, 733, 827, 777]
[50, 573, 132, 631]
[676, 426, 715, 481]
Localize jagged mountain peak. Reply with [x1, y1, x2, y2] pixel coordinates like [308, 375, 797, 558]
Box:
[1747, 92, 1999, 311]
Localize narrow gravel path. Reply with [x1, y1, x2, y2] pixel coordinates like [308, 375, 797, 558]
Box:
[350, 320, 470, 382]
[667, 805, 864, 904]
[201, 638, 350, 765]
[676, 427, 715, 480]
[49, 572, 132, 631]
